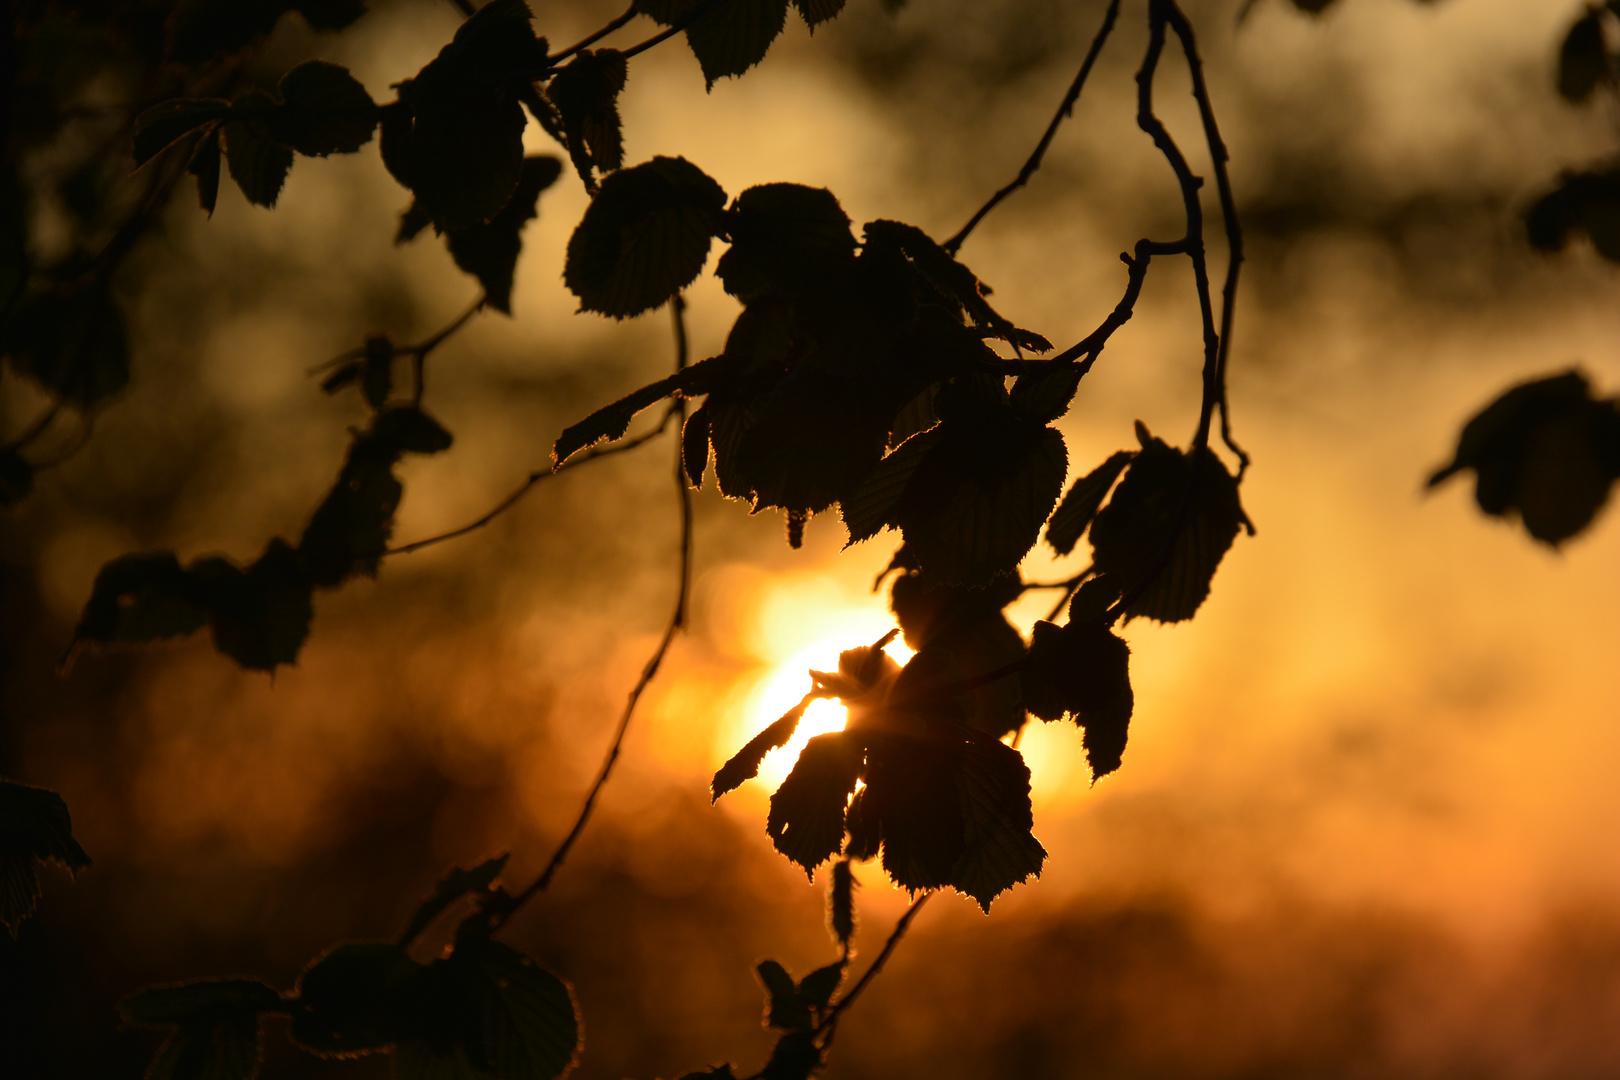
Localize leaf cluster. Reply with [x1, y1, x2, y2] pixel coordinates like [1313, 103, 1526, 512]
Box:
[71, 406, 453, 670]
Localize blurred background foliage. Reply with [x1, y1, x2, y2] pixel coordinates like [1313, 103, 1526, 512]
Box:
[5, 0, 1620, 1077]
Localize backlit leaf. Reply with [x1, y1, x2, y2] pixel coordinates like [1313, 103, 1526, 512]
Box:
[767, 732, 861, 874]
[683, 404, 712, 488]
[565, 156, 728, 318]
[950, 735, 1045, 910]
[553, 354, 723, 465]
[269, 60, 378, 157]
[795, 961, 844, 1012]
[1022, 619, 1133, 779]
[1088, 424, 1248, 623]
[713, 698, 811, 800]
[841, 428, 940, 545]
[757, 960, 809, 1031]
[1045, 449, 1135, 555]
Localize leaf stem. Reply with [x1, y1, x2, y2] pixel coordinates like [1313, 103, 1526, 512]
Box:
[815, 892, 931, 1050]
[550, 3, 641, 65]
[944, 0, 1121, 255]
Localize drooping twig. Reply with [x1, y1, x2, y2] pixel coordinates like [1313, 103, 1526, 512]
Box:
[550, 3, 640, 64]
[487, 295, 694, 930]
[384, 406, 677, 556]
[815, 893, 932, 1051]
[944, 0, 1122, 255]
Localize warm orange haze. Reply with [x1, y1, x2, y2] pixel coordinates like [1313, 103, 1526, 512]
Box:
[4, 0, 1620, 1077]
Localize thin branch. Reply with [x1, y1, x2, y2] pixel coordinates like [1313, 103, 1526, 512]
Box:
[1162, 1, 1250, 477]
[944, 0, 1122, 255]
[550, 3, 640, 64]
[815, 893, 932, 1049]
[385, 404, 677, 556]
[487, 295, 694, 931]
[620, 0, 735, 61]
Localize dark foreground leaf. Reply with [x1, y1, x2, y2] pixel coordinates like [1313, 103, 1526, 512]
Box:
[1046, 449, 1135, 555]
[1023, 619, 1134, 779]
[767, 732, 861, 875]
[0, 781, 91, 937]
[713, 697, 812, 799]
[552, 354, 722, 464]
[121, 978, 282, 1080]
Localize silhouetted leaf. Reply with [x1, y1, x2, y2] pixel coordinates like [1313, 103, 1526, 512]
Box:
[1023, 619, 1133, 778]
[291, 942, 425, 1055]
[793, 0, 846, 29]
[132, 98, 230, 166]
[189, 129, 222, 215]
[199, 540, 314, 671]
[762, 1031, 819, 1080]
[716, 183, 856, 301]
[841, 428, 940, 545]
[361, 334, 393, 408]
[1010, 366, 1082, 423]
[713, 698, 811, 800]
[796, 961, 844, 1011]
[565, 156, 728, 318]
[546, 49, 627, 189]
[896, 381, 1068, 585]
[1526, 168, 1620, 263]
[553, 354, 722, 464]
[433, 155, 562, 313]
[1088, 423, 1248, 623]
[858, 726, 962, 893]
[1067, 573, 1118, 623]
[950, 735, 1044, 910]
[767, 732, 861, 874]
[0, 781, 90, 937]
[268, 61, 378, 157]
[1559, 10, 1609, 103]
[683, 404, 712, 487]
[73, 551, 209, 646]
[390, 0, 546, 230]
[0, 449, 33, 505]
[6, 283, 130, 407]
[895, 607, 1025, 739]
[863, 220, 1050, 351]
[121, 979, 283, 1028]
[829, 859, 854, 947]
[401, 938, 578, 1080]
[223, 95, 294, 208]
[1428, 369, 1620, 546]
[122, 979, 280, 1080]
[398, 854, 510, 948]
[888, 385, 939, 447]
[639, 0, 790, 88]
[757, 960, 809, 1031]
[1046, 449, 1135, 555]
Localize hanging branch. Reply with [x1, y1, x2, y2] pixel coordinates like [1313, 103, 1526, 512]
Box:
[486, 294, 694, 931]
[944, 0, 1123, 255]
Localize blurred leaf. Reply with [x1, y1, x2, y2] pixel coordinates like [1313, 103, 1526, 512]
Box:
[361, 334, 393, 409]
[398, 854, 510, 948]
[223, 96, 294, 208]
[1428, 369, 1620, 546]
[268, 60, 378, 157]
[546, 49, 628, 189]
[189, 130, 223, 215]
[1559, 10, 1609, 103]
[6, 283, 130, 407]
[434, 155, 563, 313]
[1088, 423, 1248, 623]
[716, 183, 856, 302]
[553, 355, 722, 465]
[1045, 449, 1135, 555]
[829, 859, 854, 947]
[0, 449, 34, 505]
[122, 979, 280, 1080]
[564, 156, 728, 318]
[767, 732, 861, 875]
[291, 942, 425, 1056]
[391, 0, 545, 231]
[795, 961, 844, 1011]
[132, 98, 230, 166]
[793, 0, 846, 29]
[756, 960, 809, 1031]
[198, 540, 315, 672]
[1023, 620, 1134, 779]
[949, 735, 1045, 910]
[0, 780, 91, 937]
[761, 1031, 819, 1080]
[1525, 168, 1620, 263]
[683, 404, 712, 487]
[73, 552, 210, 646]
[713, 698, 811, 800]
